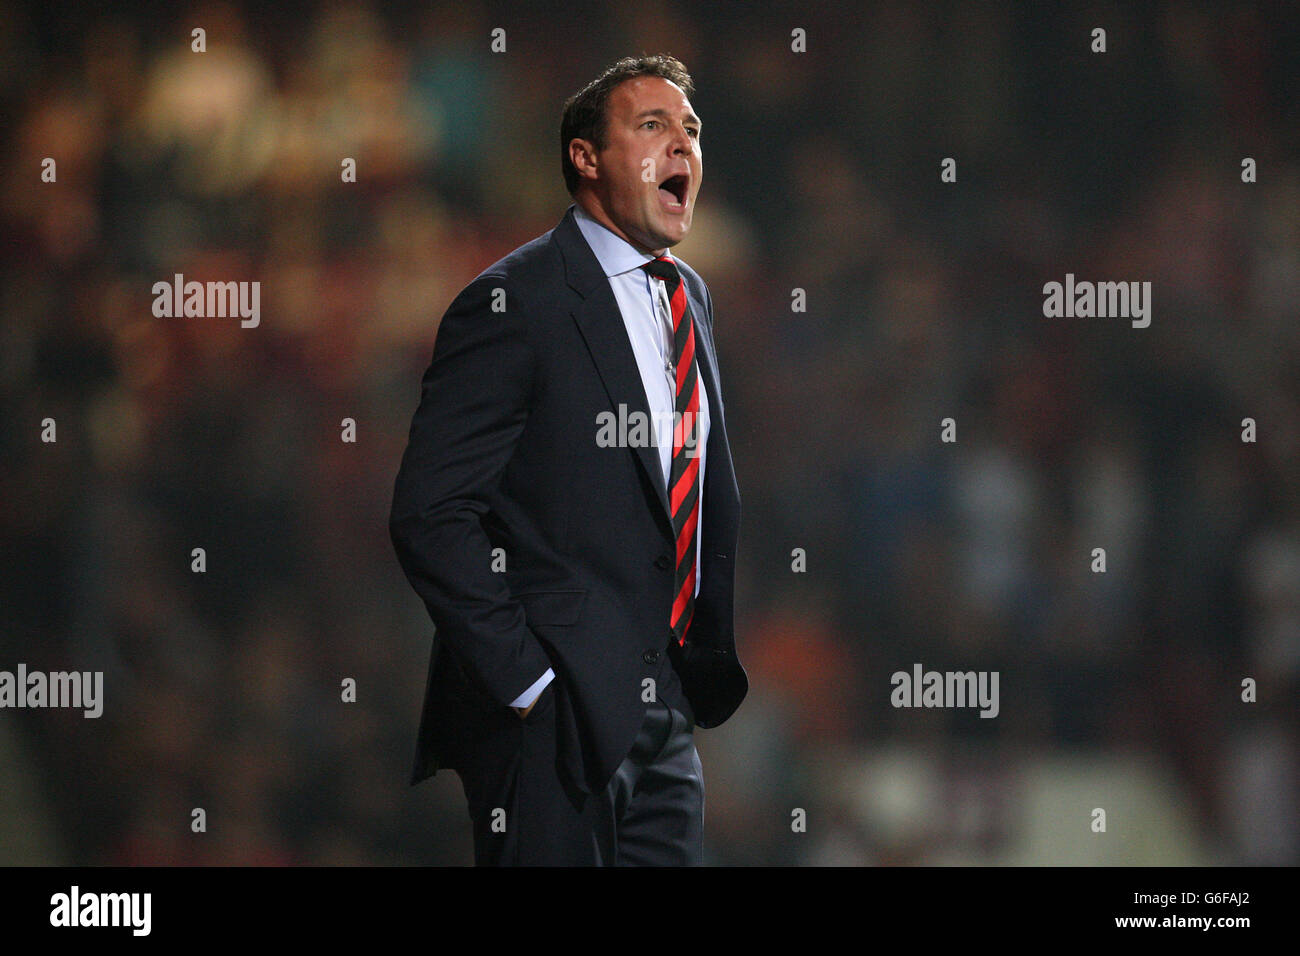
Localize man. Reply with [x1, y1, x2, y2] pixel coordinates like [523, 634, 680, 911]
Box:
[389, 54, 747, 866]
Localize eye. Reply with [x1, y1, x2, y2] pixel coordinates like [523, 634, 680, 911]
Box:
[642, 120, 660, 130]
[687, 127, 700, 138]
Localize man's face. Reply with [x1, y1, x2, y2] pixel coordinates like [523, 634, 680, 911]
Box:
[571, 75, 702, 254]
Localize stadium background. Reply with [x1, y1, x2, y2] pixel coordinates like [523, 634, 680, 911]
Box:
[1, 0, 1296, 864]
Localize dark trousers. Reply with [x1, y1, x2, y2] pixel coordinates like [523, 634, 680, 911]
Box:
[456, 690, 704, 866]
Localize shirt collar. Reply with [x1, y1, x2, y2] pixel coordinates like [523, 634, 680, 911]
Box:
[572, 203, 663, 279]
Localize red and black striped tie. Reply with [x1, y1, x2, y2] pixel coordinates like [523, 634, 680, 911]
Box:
[642, 254, 700, 647]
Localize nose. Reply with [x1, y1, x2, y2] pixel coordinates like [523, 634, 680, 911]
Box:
[670, 122, 696, 157]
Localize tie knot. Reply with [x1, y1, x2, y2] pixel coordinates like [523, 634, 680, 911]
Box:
[642, 255, 680, 284]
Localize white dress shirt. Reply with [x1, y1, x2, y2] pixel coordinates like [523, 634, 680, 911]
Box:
[511, 204, 710, 710]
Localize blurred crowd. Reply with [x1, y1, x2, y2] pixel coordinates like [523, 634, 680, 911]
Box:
[1, 0, 1296, 865]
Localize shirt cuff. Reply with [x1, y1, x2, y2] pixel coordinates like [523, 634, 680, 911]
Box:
[509, 668, 554, 709]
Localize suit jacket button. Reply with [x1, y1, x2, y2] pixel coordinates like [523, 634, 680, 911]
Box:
[654, 554, 671, 570]
[643, 649, 660, 665]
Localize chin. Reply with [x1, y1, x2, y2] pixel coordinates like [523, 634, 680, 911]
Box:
[661, 222, 691, 245]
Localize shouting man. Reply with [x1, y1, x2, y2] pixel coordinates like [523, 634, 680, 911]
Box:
[390, 54, 747, 866]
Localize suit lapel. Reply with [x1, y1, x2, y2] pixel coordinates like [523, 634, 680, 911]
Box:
[557, 207, 673, 527]
[571, 288, 674, 525]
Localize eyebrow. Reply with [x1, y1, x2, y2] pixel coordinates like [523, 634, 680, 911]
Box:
[634, 108, 702, 129]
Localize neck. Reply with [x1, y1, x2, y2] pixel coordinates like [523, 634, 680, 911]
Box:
[574, 193, 666, 256]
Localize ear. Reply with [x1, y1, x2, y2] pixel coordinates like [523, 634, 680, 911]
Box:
[568, 138, 600, 183]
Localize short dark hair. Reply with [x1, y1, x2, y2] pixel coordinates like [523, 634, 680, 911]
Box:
[559, 55, 696, 197]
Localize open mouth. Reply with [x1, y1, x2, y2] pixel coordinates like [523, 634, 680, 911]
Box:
[657, 173, 689, 210]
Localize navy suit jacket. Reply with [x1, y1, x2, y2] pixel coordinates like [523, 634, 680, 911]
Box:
[389, 203, 747, 795]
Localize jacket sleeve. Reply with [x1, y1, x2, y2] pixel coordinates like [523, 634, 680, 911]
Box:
[388, 272, 553, 708]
